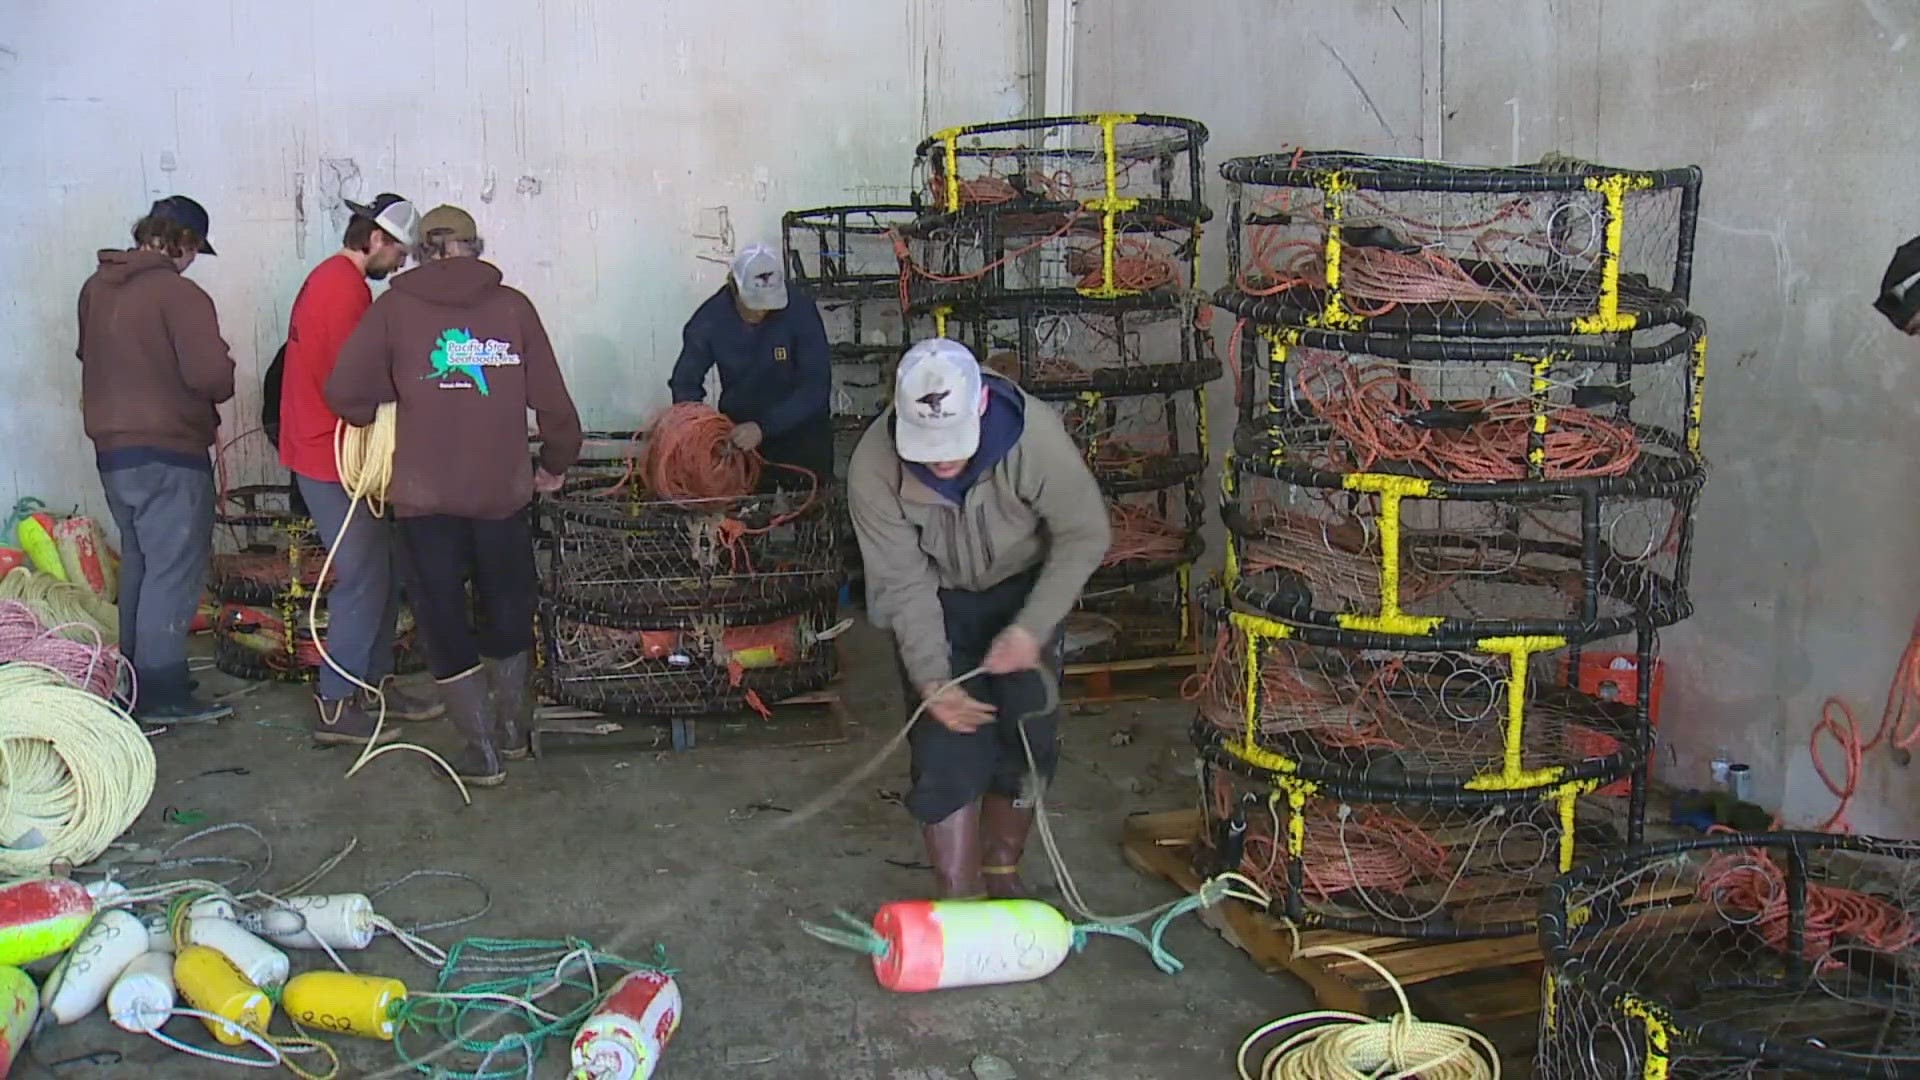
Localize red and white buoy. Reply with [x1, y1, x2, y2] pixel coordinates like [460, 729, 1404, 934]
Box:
[569, 970, 681, 1080]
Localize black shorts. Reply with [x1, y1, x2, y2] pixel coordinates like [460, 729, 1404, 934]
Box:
[902, 570, 1065, 824]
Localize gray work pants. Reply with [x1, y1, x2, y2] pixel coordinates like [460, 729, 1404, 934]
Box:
[296, 475, 404, 701]
[99, 461, 214, 708]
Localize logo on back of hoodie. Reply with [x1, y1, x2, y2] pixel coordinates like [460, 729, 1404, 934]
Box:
[428, 328, 521, 396]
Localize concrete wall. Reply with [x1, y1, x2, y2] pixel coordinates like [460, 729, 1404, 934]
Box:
[0, 0, 1032, 519]
[1078, 0, 1920, 833]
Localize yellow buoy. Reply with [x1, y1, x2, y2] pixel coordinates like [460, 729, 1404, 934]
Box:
[173, 945, 270, 1045]
[282, 970, 406, 1041]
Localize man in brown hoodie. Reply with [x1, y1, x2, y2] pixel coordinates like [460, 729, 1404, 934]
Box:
[77, 195, 236, 725]
[326, 205, 582, 788]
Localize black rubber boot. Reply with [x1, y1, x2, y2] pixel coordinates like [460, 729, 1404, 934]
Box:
[437, 665, 505, 788]
[488, 652, 534, 761]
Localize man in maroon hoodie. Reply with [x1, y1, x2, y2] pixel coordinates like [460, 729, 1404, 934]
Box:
[77, 196, 236, 725]
[326, 205, 582, 788]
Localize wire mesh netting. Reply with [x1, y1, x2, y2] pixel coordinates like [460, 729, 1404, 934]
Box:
[1539, 833, 1920, 1078]
[1189, 592, 1652, 790]
[1228, 319, 1707, 472]
[937, 293, 1222, 398]
[211, 485, 324, 605]
[538, 595, 840, 715]
[1055, 387, 1210, 492]
[1097, 480, 1205, 589]
[1225, 425, 1702, 640]
[914, 115, 1210, 220]
[213, 599, 424, 683]
[1195, 751, 1634, 940]
[210, 486, 428, 682]
[1067, 566, 1195, 665]
[901, 115, 1209, 307]
[1218, 152, 1702, 337]
[783, 204, 919, 300]
[541, 480, 841, 620]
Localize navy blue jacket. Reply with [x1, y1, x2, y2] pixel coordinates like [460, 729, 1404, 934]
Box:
[668, 285, 831, 437]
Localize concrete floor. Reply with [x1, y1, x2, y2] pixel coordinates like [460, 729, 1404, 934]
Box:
[30, 622, 1312, 1078]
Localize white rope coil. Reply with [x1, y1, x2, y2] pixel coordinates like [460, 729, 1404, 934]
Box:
[1238, 944, 1501, 1080]
[0, 663, 155, 872]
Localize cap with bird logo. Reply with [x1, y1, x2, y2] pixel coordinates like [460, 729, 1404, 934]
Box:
[893, 337, 984, 463]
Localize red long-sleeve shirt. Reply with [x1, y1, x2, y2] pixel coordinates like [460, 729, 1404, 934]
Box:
[280, 254, 371, 481]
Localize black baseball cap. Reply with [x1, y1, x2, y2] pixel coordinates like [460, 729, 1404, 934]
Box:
[149, 195, 215, 255]
[344, 192, 406, 220]
[1875, 235, 1920, 329]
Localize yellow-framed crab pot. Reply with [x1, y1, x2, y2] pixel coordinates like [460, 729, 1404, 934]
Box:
[1221, 423, 1703, 642]
[1217, 151, 1702, 338]
[1537, 832, 1920, 1078]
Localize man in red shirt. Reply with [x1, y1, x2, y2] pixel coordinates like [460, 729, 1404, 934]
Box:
[281, 194, 442, 742]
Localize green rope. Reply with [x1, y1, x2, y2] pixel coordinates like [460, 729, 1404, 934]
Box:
[4, 497, 46, 544]
[387, 936, 670, 1080]
[1075, 876, 1234, 975]
[799, 911, 890, 957]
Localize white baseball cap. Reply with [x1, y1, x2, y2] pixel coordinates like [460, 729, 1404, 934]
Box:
[894, 338, 985, 463]
[346, 194, 421, 246]
[729, 243, 789, 311]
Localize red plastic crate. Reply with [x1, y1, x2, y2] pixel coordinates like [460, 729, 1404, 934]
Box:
[1565, 651, 1664, 797]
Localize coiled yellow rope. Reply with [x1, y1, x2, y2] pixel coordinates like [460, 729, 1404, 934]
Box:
[0, 566, 118, 644]
[1237, 940, 1500, 1080]
[323, 405, 470, 804]
[0, 664, 155, 873]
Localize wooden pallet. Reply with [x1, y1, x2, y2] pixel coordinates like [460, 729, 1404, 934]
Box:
[1064, 653, 1202, 704]
[1121, 808, 1681, 1019]
[530, 686, 850, 754]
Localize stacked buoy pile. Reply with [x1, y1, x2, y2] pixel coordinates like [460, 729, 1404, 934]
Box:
[535, 421, 845, 718]
[0, 826, 682, 1078]
[781, 204, 925, 588]
[896, 114, 1218, 663]
[1196, 153, 1707, 948]
[208, 484, 425, 684]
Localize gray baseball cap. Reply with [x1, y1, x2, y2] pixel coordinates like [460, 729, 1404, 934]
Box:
[729, 243, 789, 311]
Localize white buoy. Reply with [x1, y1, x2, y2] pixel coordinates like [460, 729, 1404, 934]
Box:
[42, 910, 148, 1024]
[188, 918, 289, 989]
[256, 894, 377, 951]
[84, 880, 130, 906]
[140, 913, 174, 953]
[107, 952, 176, 1034]
[188, 897, 237, 922]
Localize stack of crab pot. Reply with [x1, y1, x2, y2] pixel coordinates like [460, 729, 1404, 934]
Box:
[1190, 152, 1707, 954]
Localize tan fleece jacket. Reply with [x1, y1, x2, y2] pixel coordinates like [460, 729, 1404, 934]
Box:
[847, 385, 1110, 687]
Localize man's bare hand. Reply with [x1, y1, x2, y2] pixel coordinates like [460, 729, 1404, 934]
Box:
[533, 468, 565, 494]
[921, 681, 996, 733]
[730, 421, 764, 451]
[983, 625, 1042, 674]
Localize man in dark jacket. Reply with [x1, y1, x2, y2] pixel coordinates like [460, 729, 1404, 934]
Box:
[326, 205, 583, 788]
[77, 195, 235, 724]
[668, 243, 833, 485]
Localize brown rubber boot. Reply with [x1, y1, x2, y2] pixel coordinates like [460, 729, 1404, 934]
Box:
[487, 652, 534, 761]
[311, 694, 403, 747]
[438, 665, 506, 788]
[921, 801, 987, 899]
[981, 793, 1037, 899]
